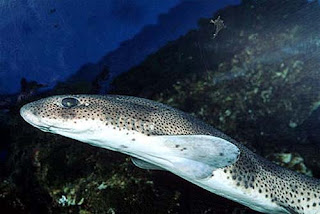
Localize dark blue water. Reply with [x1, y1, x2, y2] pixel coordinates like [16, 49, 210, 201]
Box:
[0, 0, 239, 95]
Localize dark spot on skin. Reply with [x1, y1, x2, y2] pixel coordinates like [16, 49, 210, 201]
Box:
[219, 152, 224, 156]
[132, 138, 135, 141]
[120, 145, 128, 149]
[175, 145, 180, 148]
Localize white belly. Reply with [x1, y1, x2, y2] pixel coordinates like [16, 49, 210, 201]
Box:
[178, 169, 289, 214]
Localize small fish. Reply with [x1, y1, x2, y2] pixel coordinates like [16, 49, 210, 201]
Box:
[20, 95, 320, 214]
[210, 16, 226, 38]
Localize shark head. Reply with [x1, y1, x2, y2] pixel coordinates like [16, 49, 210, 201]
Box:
[20, 95, 94, 133]
[20, 94, 240, 179]
[20, 94, 160, 150]
[19, 94, 213, 141]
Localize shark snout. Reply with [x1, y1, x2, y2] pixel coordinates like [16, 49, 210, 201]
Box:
[20, 103, 43, 128]
[20, 103, 32, 121]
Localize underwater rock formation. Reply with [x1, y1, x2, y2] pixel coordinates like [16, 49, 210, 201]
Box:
[1, 0, 320, 213]
[111, 0, 320, 176]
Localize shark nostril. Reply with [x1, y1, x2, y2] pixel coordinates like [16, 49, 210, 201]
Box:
[62, 97, 79, 108]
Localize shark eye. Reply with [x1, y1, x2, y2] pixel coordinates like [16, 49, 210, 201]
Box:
[61, 97, 79, 108]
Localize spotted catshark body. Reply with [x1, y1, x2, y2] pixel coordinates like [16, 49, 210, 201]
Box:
[20, 95, 320, 214]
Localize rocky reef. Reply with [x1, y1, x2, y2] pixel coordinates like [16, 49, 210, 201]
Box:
[1, 0, 320, 213]
[110, 0, 320, 176]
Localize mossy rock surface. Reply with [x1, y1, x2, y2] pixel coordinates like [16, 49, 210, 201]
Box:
[110, 0, 320, 175]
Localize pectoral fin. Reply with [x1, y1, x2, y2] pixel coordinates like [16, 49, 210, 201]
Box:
[152, 135, 240, 179]
[131, 157, 165, 170]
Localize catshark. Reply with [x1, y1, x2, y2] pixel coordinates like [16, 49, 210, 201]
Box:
[20, 95, 320, 214]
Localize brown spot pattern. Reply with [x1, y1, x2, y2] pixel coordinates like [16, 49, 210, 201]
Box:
[24, 95, 320, 214]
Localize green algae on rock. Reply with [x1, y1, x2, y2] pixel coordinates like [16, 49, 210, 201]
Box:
[110, 0, 320, 175]
[268, 153, 313, 177]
